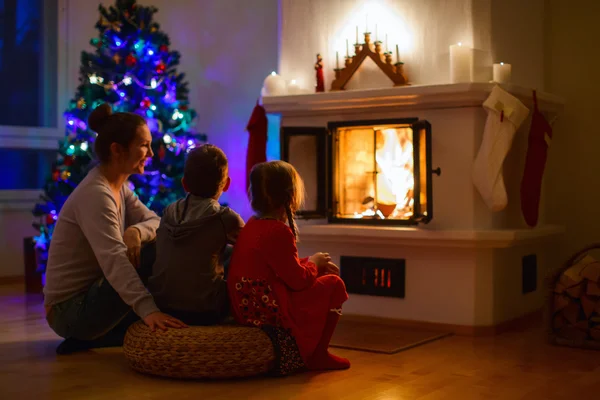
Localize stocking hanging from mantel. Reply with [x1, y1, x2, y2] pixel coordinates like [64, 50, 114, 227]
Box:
[245, 100, 268, 193]
[472, 85, 530, 212]
[520, 90, 553, 227]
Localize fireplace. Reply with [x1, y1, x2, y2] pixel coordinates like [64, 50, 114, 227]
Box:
[266, 83, 564, 333]
[281, 118, 439, 225]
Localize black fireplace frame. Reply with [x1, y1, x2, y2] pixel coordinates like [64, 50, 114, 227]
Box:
[280, 117, 436, 226]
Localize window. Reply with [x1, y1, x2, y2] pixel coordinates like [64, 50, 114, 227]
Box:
[0, 0, 58, 127]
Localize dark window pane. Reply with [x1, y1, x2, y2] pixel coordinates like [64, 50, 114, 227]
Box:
[0, 148, 55, 189]
[0, 0, 57, 127]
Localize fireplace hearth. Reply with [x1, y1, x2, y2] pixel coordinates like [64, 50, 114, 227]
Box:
[282, 118, 439, 225]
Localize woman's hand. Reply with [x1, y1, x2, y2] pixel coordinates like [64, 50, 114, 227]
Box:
[309, 252, 331, 268]
[143, 312, 188, 332]
[123, 227, 142, 268]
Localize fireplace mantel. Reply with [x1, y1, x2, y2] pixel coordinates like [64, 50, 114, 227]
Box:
[262, 82, 564, 116]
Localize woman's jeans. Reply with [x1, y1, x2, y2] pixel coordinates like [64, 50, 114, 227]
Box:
[46, 243, 155, 341]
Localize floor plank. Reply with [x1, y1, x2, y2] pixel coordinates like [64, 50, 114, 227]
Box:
[1, 283, 599, 400]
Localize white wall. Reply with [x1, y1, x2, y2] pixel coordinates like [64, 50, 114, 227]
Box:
[280, 0, 474, 89]
[544, 0, 600, 262]
[279, 0, 545, 91]
[65, 0, 279, 219]
[0, 191, 41, 277]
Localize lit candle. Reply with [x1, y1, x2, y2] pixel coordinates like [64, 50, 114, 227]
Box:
[346, 39, 349, 57]
[449, 42, 473, 83]
[356, 26, 359, 44]
[366, 14, 368, 32]
[262, 71, 287, 96]
[287, 79, 301, 94]
[386, 34, 389, 53]
[375, 24, 378, 42]
[493, 62, 512, 83]
[336, 51, 339, 69]
[396, 44, 400, 63]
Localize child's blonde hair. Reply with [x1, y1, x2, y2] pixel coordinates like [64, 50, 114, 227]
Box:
[249, 161, 305, 239]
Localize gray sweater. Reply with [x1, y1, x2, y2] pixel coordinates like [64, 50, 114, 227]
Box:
[147, 196, 244, 315]
[43, 166, 161, 318]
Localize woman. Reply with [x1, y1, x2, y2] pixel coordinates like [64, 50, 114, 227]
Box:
[44, 103, 186, 354]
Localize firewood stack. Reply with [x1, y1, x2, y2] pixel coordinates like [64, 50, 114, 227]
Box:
[549, 251, 600, 349]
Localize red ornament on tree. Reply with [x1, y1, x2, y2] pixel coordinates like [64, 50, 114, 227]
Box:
[125, 54, 137, 67]
[159, 45, 168, 53]
[158, 144, 166, 161]
[156, 62, 166, 74]
[46, 214, 56, 225]
[141, 97, 152, 108]
[180, 105, 188, 111]
[52, 170, 60, 181]
[63, 156, 74, 166]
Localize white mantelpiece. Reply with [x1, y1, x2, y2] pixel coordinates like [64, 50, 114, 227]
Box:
[263, 83, 565, 333]
[263, 83, 563, 116]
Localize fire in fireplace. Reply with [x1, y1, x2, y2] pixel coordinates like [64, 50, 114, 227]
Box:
[281, 118, 438, 225]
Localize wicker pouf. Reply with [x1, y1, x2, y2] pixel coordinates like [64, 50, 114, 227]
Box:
[123, 321, 275, 379]
[546, 243, 600, 350]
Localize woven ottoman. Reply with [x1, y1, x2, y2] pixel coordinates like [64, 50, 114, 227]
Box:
[123, 321, 275, 379]
[546, 243, 600, 350]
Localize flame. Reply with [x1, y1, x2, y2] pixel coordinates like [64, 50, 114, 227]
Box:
[338, 125, 414, 220]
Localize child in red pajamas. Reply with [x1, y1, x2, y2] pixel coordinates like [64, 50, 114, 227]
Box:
[228, 161, 350, 373]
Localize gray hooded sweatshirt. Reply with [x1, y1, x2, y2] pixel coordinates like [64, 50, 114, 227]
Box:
[147, 195, 244, 317]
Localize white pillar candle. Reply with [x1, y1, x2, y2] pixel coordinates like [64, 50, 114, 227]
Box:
[287, 79, 301, 95]
[493, 62, 512, 83]
[262, 71, 287, 96]
[449, 42, 473, 83]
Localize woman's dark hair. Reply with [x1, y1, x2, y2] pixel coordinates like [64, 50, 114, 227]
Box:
[88, 103, 147, 163]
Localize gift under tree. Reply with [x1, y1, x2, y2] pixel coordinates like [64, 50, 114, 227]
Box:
[32, 0, 206, 273]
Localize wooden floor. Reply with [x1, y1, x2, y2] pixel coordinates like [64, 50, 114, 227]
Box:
[1, 283, 599, 400]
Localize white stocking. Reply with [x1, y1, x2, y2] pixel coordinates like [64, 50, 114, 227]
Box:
[472, 86, 530, 212]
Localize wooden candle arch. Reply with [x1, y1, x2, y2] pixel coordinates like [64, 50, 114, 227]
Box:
[331, 32, 409, 91]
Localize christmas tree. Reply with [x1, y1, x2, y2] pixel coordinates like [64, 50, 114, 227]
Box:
[32, 0, 206, 272]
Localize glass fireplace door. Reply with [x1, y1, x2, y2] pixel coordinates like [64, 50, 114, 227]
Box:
[329, 119, 433, 225]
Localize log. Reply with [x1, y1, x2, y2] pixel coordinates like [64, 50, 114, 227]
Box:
[563, 301, 581, 325]
[581, 295, 596, 318]
[581, 261, 600, 282]
[554, 282, 567, 294]
[554, 293, 570, 312]
[575, 319, 590, 332]
[553, 313, 568, 331]
[566, 281, 585, 298]
[559, 325, 588, 342]
[560, 273, 582, 290]
[587, 280, 600, 296]
[563, 256, 593, 281]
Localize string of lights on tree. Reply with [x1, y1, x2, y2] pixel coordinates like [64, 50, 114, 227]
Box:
[32, 0, 206, 273]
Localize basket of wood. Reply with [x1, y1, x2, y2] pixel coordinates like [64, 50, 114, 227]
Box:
[546, 243, 600, 350]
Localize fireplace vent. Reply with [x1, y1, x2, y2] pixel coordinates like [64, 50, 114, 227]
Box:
[340, 256, 405, 298]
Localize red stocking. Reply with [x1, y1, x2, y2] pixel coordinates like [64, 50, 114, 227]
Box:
[306, 311, 350, 371]
[520, 90, 553, 227]
[245, 101, 268, 192]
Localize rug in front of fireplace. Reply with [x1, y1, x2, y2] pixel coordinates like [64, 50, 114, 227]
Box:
[330, 319, 453, 354]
